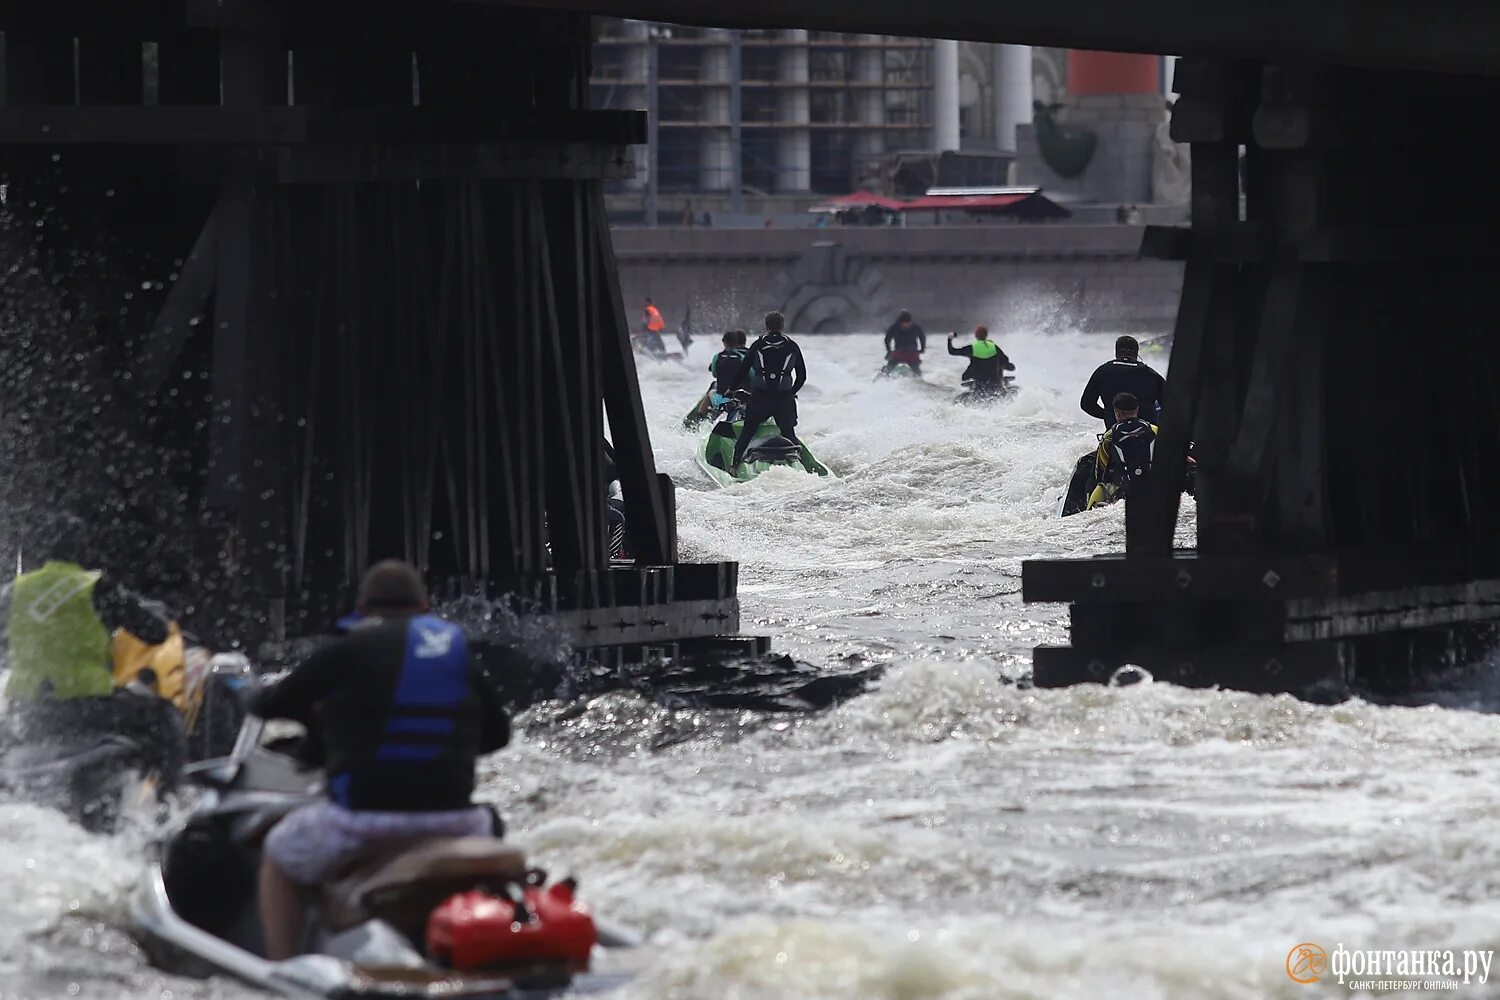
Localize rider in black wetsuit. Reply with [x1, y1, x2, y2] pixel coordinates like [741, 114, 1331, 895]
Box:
[251, 560, 512, 960]
[1088, 392, 1159, 509]
[884, 310, 927, 373]
[1079, 335, 1165, 430]
[947, 326, 1014, 387]
[728, 311, 807, 471]
[685, 331, 748, 428]
[710, 331, 749, 407]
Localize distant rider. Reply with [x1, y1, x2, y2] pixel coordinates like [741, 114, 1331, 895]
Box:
[686, 330, 749, 426]
[883, 309, 926, 374]
[1080, 335, 1165, 430]
[251, 560, 513, 960]
[728, 311, 807, 472]
[947, 326, 1014, 387]
[1088, 392, 1159, 510]
[640, 298, 667, 354]
[3, 513, 185, 792]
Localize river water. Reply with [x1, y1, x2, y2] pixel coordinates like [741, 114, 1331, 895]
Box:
[5, 331, 1500, 999]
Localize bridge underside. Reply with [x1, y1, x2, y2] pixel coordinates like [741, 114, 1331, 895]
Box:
[0, 1, 755, 661]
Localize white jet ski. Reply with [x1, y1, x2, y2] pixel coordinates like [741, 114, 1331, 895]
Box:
[132, 716, 642, 998]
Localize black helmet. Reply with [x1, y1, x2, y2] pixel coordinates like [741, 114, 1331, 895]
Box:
[897, 310, 912, 323]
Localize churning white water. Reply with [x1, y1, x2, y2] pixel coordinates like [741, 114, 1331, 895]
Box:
[6, 331, 1500, 999]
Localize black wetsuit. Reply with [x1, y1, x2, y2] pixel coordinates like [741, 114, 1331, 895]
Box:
[729, 332, 807, 466]
[252, 614, 510, 812]
[884, 321, 927, 370]
[711, 347, 748, 396]
[95, 582, 172, 646]
[947, 341, 1014, 385]
[1080, 357, 1166, 430]
[885, 322, 926, 355]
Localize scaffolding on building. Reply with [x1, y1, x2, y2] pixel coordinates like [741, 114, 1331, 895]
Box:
[591, 20, 936, 204]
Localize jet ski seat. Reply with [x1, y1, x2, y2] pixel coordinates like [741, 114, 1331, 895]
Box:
[745, 436, 800, 464]
[322, 837, 529, 934]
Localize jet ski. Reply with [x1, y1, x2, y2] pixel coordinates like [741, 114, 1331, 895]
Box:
[696, 410, 833, 488]
[0, 644, 251, 832]
[133, 716, 642, 999]
[954, 375, 1018, 407]
[631, 334, 682, 364]
[681, 385, 733, 430]
[874, 361, 921, 381]
[0, 722, 163, 831]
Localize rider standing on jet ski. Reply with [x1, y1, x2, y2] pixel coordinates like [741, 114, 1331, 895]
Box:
[947, 326, 1014, 387]
[250, 560, 512, 961]
[728, 311, 806, 472]
[639, 298, 667, 355]
[1088, 391, 1159, 509]
[883, 310, 926, 374]
[1080, 335, 1165, 430]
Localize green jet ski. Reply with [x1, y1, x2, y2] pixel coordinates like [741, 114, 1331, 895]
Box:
[696, 413, 833, 488]
[682, 385, 730, 430]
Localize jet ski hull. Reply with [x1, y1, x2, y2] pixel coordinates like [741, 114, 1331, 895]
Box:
[0, 731, 155, 832]
[0, 651, 251, 831]
[954, 377, 1018, 407]
[696, 417, 833, 488]
[133, 719, 641, 999]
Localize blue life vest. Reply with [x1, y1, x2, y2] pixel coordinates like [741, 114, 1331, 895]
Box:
[378, 615, 469, 762]
[329, 614, 472, 807]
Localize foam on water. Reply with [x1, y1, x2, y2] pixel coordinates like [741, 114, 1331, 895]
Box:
[0, 801, 246, 999]
[8, 330, 1500, 999]
[501, 659, 1500, 998]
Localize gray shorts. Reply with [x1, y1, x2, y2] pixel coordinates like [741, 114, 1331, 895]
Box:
[264, 799, 494, 885]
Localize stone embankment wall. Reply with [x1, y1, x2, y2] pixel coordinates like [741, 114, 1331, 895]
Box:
[612, 224, 1183, 336]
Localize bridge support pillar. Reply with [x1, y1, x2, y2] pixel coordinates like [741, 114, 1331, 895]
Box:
[1025, 60, 1500, 696]
[0, 2, 753, 664]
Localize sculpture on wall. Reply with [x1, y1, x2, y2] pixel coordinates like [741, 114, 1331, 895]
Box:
[1151, 112, 1192, 205]
[770, 242, 892, 334]
[1033, 100, 1098, 178]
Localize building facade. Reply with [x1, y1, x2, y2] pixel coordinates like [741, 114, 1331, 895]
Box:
[591, 20, 1042, 218]
[592, 20, 1182, 219]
